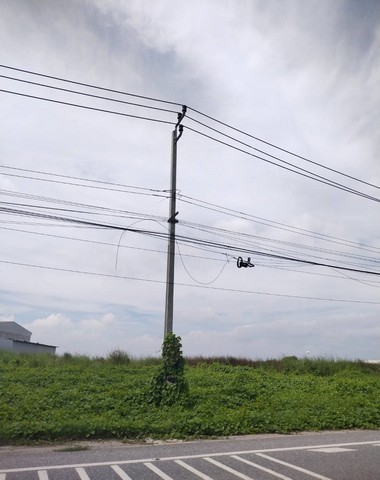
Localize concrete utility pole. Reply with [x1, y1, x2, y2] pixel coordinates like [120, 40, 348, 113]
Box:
[164, 106, 186, 336]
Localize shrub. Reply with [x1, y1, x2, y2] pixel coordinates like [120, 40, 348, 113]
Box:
[107, 349, 131, 365]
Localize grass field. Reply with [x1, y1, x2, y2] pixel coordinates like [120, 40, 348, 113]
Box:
[0, 351, 379, 444]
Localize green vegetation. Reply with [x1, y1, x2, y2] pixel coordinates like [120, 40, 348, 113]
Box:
[148, 334, 189, 406]
[0, 351, 379, 444]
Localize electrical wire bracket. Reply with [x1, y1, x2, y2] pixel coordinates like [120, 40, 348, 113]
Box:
[168, 211, 179, 224]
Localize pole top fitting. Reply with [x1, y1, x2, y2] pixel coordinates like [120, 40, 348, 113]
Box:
[176, 105, 187, 128]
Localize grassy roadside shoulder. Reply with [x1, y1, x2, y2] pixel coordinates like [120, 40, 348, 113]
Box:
[0, 352, 379, 444]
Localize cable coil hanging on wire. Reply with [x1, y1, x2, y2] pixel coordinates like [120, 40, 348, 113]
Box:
[237, 256, 255, 268]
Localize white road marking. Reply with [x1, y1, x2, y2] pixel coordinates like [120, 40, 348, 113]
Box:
[76, 467, 91, 480]
[256, 453, 333, 480]
[205, 457, 254, 480]
[0, 440, 378, 474]
[38, 471, 49, 480]
[175, 459, 215, 479]
[112, 464, 134, 479]
[309, 447, 356, 453]
[232, 455, 294, 480]
[0, 475, 5, 480]
[144, 462, 174, 480]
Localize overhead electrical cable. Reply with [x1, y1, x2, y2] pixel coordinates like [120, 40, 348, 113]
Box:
[0, 74, 178, 114]
[1, 164, 377, 255]
[0, 200, 169, 224]
[328, 267, 380, 289]
[184, 125, 380, 203]
[3, 227, 379, 285]
[0, 64, 182, 107]
[1, 64, 378, 198]
[187, 106, 380, 191]
[1, 187, 378, 269]
[1, 259, 379, 304]
[1, 205, 379, 276]
[0, 88, 175, 125]
[0, 187, 170, 226]
[0, 226, 227, 263]
[178, 194, 380, 254]
[179, 220, 380, 266]
[0, 205, 168, 227]
[256, 263, 380, 284]
[176, 243, 230, 285]
[0, 172, 170, 197]
[185, 116, 380, 198]
[0, 164, 170, 194]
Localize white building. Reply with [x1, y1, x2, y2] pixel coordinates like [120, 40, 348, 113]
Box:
[0, 321, 57, 354]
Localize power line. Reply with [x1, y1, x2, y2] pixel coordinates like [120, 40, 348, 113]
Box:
[4, 224, 379, 285]
[173, 234, 380, 276]
[1, 259, 379, 304]
[2, 64, 378, 201]
[177, 244, 230, 285]
[8, 67, 377, 198]
[185, 115, 380, 199]
[179, 220, 380, 266]
[4, 81, 372, 202]
[0, 165, 170, 194]
[178, 194, 380, 254]
[0, 200, 169, 225]
[0, 225, 227, 263]
[0, 88, 175, 125]
[2, 205, 379, 276]
[2, 163, 378, 256]
[0, 172, 170, 197]
[0, 64, 182, 107]
[2, 189, 375, 270]
[3, 165, 377, 258]
[1, 64, 378, 194]
[184, 125, 380, 203]
[0, 74, 178, 114]
[0, 188, 168, 216]
[0, 206, 169, 235]
[3, 177, 376, 270]
[256, 262, 380, 284]
[328, 267, 380, 289]
[187, 106, 380, 191]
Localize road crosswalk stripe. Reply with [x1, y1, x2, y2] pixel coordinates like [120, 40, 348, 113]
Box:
[175, 459, 215, 479]
[111, 464, 134, 479]
[144, 462, 174, 480]
[38, 471, 49, 480]
[205, 457, 254, 480]
[232, 455, 294, 480]
[76, 467, 91, 480]
[255, 453, 333, 480]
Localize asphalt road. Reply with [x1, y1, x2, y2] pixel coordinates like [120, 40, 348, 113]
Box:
[0, 430, 379, 480]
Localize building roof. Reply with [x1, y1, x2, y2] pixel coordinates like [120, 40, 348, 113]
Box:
[0, 321, 32, 337]
[13, 339, 57, 348]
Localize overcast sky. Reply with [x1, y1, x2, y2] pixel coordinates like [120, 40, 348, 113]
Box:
[0, 0, 379, 360]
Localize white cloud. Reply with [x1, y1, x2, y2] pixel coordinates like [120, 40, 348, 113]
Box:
[80, 313, 115, 330]
[28, 313, 72, 330]
[23, 311, 161, 356]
